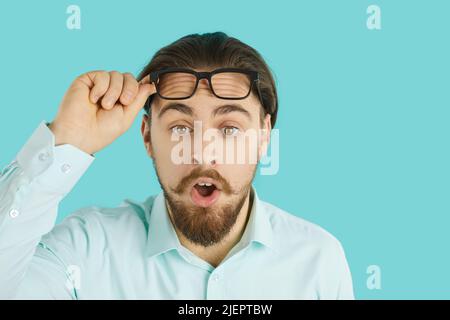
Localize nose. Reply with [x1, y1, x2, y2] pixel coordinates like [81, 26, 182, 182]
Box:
[192, 123, 219, 166]
[192, 148, 217, 166]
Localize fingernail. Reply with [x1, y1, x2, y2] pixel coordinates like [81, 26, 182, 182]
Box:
[123, 93, 133, 102]
[104, 99, 114, 107]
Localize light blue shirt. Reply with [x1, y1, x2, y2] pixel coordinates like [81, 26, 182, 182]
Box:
[0, 122, 354, 299]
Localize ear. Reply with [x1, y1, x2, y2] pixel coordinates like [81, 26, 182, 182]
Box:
[258, 114, 272, 159]
[140, 113, 153, 158]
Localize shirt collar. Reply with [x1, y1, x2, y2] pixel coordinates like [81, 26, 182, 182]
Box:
[144, 186, 275, 259]
[144, 192, 180, 257]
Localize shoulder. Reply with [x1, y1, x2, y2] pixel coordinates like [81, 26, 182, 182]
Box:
[261, 200, 354, 298]
[60, 196, 155, 229]
[261, 200, 344, 254]
[40, 195, 158, 251]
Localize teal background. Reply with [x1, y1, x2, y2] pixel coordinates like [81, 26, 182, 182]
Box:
[0, 0, 449, 299]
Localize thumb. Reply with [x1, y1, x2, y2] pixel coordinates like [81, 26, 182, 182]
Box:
[123, 78, 156, 124]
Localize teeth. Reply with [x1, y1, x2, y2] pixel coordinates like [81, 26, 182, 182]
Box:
[197, 182, 213, 187]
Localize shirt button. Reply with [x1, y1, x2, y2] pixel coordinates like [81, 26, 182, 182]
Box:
[9, 209, 19, 218]
[38, 151, 50, 162]
[211, 273, 221, 281]
[61, 163, 71, 173]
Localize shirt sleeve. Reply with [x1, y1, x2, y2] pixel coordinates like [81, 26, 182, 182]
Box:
[0, 121, 94, 299]
[334, 242, 355, 300]
[318, 236, 355, 300]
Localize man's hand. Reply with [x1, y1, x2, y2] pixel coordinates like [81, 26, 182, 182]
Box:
[48, 70, 155, 155]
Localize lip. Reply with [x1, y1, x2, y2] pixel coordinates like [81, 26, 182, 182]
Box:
[190, 187, 220, 208]
[189, 177, 222, 208]
[189, 177, 223, 191]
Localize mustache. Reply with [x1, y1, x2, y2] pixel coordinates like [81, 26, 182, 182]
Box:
[171, 167, 233, 195]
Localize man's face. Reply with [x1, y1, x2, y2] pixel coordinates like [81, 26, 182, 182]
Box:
[141, 69, 271, 247]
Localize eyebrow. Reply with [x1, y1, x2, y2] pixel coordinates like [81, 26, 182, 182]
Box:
[212, 103, 251, 120]
[157, 102, 251, 120]
[158, 102, 194, 119]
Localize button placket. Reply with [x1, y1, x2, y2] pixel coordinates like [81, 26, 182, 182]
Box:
[206, 270, 224, 300]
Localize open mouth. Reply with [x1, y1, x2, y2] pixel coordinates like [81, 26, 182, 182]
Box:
[190, 180, 221, 208]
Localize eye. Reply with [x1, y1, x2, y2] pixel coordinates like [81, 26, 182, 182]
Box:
[222, 126, 240, 136]
[171, 125, 192, 135]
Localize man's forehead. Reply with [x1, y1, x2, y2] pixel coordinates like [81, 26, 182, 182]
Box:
[153, 96, 253, 119]
[158, 69, 250, 96]
[150, 67, 261, 118]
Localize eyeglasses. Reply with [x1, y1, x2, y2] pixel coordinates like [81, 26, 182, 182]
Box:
[147, 67, 263, 101]
[150, 67, 260, 100]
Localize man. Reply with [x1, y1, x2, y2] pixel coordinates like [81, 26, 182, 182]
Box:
[0, 32, 353, 299]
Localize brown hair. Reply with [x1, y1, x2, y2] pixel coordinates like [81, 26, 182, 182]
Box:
[137, 32, 278, 127]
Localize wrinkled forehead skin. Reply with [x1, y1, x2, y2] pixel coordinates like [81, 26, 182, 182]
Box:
[157, 69, 251, 98]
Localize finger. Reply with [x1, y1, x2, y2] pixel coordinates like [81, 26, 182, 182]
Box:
[101, 71, 124, 110]
[88, 71, 110, 104]
[120, 73, 139, 106]
[123, 82, 156, 124]
[139, 74, 151, 85]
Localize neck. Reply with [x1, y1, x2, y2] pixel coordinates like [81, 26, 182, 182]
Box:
[169, 189, 253, 268]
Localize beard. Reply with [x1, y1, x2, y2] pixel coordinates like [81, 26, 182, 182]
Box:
[155, 164, 256, 247]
